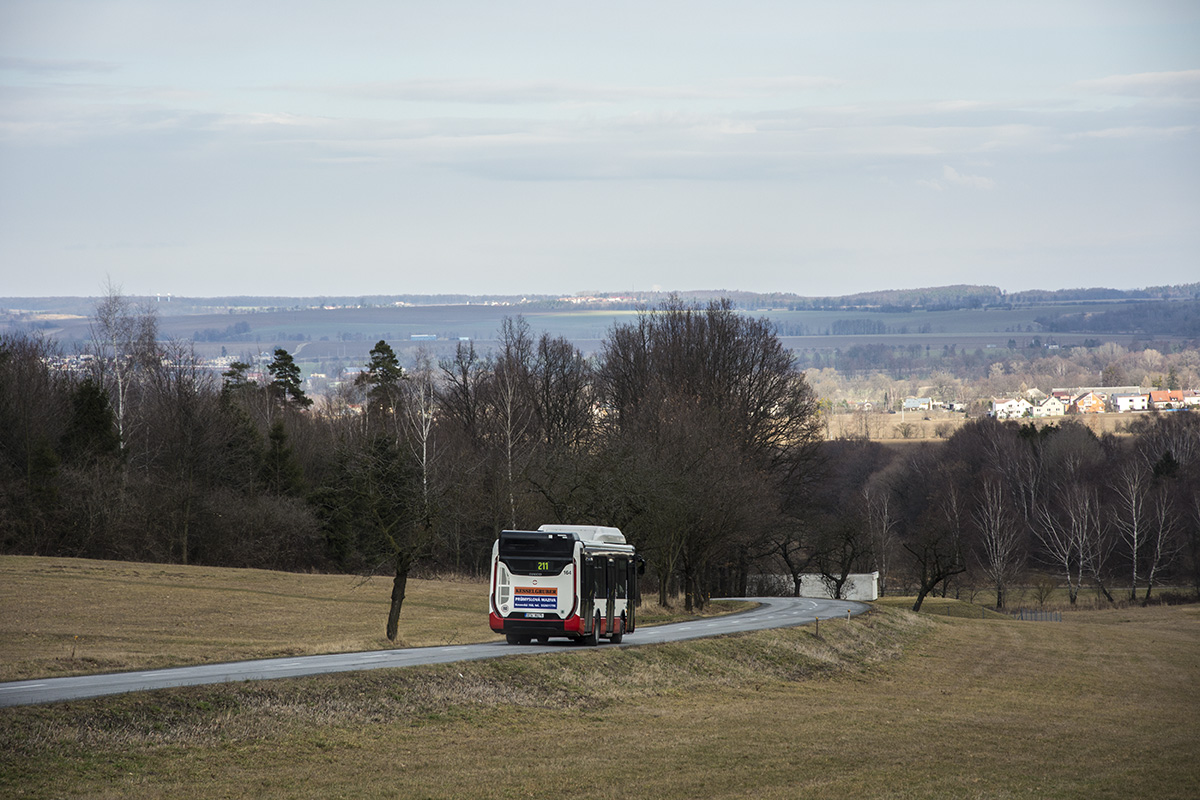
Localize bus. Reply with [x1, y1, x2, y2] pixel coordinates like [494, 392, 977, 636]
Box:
[489, 524, 643, 645]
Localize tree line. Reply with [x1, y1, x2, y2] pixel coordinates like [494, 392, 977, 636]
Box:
[799, 414, 1200, 610]
[2, 290, 1198, 638]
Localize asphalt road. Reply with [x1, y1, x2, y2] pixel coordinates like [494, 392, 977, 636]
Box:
[0, 596, 867, 707]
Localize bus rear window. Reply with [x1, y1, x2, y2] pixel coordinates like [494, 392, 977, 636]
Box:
[498, 532, 575, 575]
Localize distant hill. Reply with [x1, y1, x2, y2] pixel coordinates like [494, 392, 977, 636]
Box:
[4, 283, 1199, 318]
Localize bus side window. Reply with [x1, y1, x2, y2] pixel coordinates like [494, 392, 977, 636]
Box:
[594, 560, 606, 600]
[615, 558, 627, 599]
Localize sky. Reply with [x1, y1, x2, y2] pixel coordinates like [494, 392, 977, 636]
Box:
[1, 1, 1198, 299]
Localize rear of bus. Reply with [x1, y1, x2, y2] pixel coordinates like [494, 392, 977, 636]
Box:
[489, 530, 582, 644]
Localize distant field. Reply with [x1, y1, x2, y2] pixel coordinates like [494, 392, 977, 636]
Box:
[825, 407, 1137, 441]
[10, 301, 1176, 365]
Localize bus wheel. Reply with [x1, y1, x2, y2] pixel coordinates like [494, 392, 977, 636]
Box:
[581, 616, 599, 647]
[609, 618, 624, 644]
[506, 634, 528, 645]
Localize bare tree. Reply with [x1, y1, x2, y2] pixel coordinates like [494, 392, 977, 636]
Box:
[1143, 486, 1182, 601]
[774, 524, 819, 597]
[1131, 410, 1200, 473]
[89, 281, 158, 457]
[863, 479, 898, 596]
[403, 348, 439, 526]
[972, 478, 1023, 609]
[1035, 480, 1096, 605]
[143, 338, 221, 564]
[491, 317, 535, 530]
[597, 297, 823, 604]
[891, 450, 967, 612]
[1110, 461, 1150, 601]
[531, 333, 594, 451]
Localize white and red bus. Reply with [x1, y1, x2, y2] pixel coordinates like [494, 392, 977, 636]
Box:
[489, 525, 643, 645]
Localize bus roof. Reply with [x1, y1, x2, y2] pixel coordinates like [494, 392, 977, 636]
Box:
[536, 524, 626, 545]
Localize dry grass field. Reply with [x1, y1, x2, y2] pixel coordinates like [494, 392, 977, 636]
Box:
[0, 556, 488, 682]
[2, 557, 1198, 798]
[827, 409, 1140, 443]
[0, 556, 739, 682]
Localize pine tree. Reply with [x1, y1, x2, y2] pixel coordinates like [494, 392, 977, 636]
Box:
[61, 379, 120, 464]
[360, 340, 403, 422]
[268, 349, 311, 407]
[260, 419, 305, 496]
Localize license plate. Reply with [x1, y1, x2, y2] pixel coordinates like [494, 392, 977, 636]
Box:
[526, 613, 544, 618]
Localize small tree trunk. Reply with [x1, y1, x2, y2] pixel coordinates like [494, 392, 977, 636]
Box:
[386, 557, 410, 642]
[180, 489, 191, 565]
[912, 587, 931, 613]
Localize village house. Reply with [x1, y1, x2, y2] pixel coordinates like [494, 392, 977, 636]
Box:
[1069, 391, 1106, 414]
[1148, 390, 1187, 410]
[902, 397, 933, 412]
[1031, 396, 1066, 417]
[1111, 393, 1148, 413]
[991, 397, 1032, 419]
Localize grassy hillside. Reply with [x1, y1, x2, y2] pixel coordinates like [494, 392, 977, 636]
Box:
[2, 558, 1198, 797]
[2, 599, 1196, 798]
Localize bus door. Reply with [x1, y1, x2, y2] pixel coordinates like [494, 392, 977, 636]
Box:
[605, 557, 617, 634]
[627, 556, 644, 632]
[582, 554, 605, 634]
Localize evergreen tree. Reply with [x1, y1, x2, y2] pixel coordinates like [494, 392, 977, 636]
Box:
[268, 349, 312, 407]
[61, 379, 121, 464]
[221, 361, 254, 396]
[260, 419, 305, 496]
[359, 340, 403, 422]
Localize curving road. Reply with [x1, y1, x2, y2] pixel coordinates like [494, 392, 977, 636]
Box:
[0, 596, 867, 707]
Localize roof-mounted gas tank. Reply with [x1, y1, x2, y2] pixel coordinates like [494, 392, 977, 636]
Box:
[537, 524, 626, 545]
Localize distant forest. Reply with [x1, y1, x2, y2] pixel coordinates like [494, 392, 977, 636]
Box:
[1035, 300, 1200, 338]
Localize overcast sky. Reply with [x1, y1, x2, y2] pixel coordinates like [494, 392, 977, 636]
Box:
[1, 1, 1197, 298]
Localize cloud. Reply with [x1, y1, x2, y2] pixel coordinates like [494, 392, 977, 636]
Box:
[942, 165, 995, 189]
[1070, 125, 1197, 140]
[919, 165, 995, 191]
[0, 57, 120, 75]
[284, 75, 842, 106]
[1074, 70, 1200, 98]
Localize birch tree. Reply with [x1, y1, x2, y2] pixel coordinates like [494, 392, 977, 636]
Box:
[972, 478, 1023, 609]
[1035, 480, 1096, 605]
[89, 282, 158, 457]
[1110, 461, 1150, 601]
